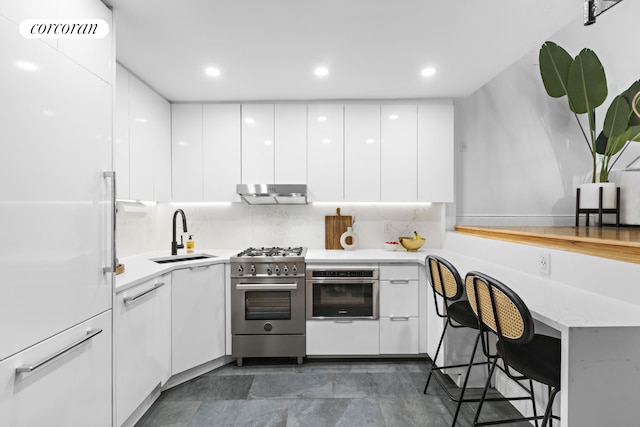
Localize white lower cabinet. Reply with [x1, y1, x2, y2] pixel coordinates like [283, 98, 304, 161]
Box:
[115, 274, 171, 427]
[0, 310, 112, 427]
[306, 320, 379, 355]
[172, 264, 225, 374]
[379, 265, 420, 354]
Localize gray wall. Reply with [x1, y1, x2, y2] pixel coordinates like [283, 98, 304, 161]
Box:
[454, 0, 640, 225]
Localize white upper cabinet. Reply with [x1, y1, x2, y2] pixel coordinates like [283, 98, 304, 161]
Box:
[203, 104, 241, 202]
[307, 104, 344, 202]
[115, 64, 171, 201]
[172, 104, 204, 201]
[381, 105, 418, 202]
[114, 64, 130, 199]
[344, 104, 381, 202]
[241, 104, 274, 184]
[418, 103, 454, 202]
[58, 0, 113, 84]
[275, 104, 307, 184]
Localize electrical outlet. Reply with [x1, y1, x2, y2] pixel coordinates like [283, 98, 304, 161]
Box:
[538, 253, 550, 275]
[383, 221, 392, 233]
[460, 140, 468, 152]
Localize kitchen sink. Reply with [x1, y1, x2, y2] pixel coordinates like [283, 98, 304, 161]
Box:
[150, 253, 217, 264]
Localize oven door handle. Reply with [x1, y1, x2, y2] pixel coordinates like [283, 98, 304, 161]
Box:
[235, 283, 298, 290]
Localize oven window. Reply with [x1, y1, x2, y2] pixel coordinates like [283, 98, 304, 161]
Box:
[313, 283, 373, 317]
[245, 291, 291, 320]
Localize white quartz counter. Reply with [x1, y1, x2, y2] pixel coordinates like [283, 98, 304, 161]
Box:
[115, 248, 429, 292]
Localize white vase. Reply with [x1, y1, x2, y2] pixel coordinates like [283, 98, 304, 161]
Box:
[578, 182, 616, 209]
[340, 227, 358, 251]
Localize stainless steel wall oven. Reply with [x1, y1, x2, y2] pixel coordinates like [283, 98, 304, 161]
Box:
[306, 265, 379, 320]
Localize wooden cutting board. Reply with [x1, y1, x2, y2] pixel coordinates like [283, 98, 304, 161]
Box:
[325, 208, 353, 249]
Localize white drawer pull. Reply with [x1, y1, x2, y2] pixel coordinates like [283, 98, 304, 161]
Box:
[124, 282, 165, 305]
[390, 316, 410, 321]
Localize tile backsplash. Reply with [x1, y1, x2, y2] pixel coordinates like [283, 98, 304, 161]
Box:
[116, 201, 445, 258]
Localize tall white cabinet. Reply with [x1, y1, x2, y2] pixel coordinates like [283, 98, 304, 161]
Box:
[344, 104, 381, 202]
[0, 1, 113, 425]
[381, 105, 418, 202]
[418, 104, 454, 202]
[275, 104, 307, 184]
[307, 104, 345, 202]
[203, 104, 241, 201]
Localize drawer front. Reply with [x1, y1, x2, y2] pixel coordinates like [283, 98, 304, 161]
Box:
[380, 264, 419, 281]
[380, 281, 419, 317]
[379, 317, 419, 354]
[0, 311, 112, 427]
[306, 320, 379, 355]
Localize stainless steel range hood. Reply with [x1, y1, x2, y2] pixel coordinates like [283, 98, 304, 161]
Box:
[236, 184, 308, 205]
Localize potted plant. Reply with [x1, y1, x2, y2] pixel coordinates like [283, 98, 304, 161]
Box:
[538, 41, 640, 208]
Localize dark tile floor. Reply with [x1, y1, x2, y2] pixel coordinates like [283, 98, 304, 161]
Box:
[135, 358, 529, 427]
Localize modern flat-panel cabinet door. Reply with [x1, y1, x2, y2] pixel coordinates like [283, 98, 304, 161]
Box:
[128, 73, 156, 201]
[172, 104, 204, 201]
[241, 104, 274, 184]
[275, 104, 307, 184]
[114, 64, 131, 199]
[172, 264, 225, 374]
[344, 104, 380, 202]
[381, 105, 418, 202]
[203, 104, 241, 202]
[418, 103, 454, 202]
[307, 104, 344, 202]
[0, 311, 112, 427]
[115, 275, 170, 426]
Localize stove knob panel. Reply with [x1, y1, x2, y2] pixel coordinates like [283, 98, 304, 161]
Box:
[250, 264, 256, 274]
[237, 265, 244, 275]
[266, 265, 272, 275]
[292, 264, 298, 274]
[274, 265, 280, 275]
[283, 265, 289, 275]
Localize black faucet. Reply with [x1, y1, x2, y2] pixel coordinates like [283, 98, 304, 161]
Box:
[171, 209, 188, 255]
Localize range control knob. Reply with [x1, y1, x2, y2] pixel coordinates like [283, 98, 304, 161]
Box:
[283, 265, 289, 275]
[266, 265, 272, 275]
[250, 264, 256, 274]
[274, 265, 280, 275]
[236, 265, 244, 275]
[264, 322, 273, 332]
[292, 264, 298, 274]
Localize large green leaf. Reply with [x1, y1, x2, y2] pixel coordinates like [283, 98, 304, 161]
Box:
[539, 41, 572, 98]
[622, 80, 640, 126]
[603, 95, 630, 138]
[567, 49, 608, 114]
[595, 131, 608, 155]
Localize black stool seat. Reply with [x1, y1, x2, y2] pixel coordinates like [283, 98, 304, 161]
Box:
[498, 335, 561, 389]
[448, 300, 480, 330]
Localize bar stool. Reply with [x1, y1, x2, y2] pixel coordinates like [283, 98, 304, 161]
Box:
[423, 255, 491, 426]
[465, 271, 561, 427]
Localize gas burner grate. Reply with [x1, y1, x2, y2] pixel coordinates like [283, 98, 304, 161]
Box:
[235, 246, 305, 258]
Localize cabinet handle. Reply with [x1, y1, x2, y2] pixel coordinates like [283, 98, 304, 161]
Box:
[16, 329, 103, 374]
[236, 283, 297, 291]
[123, 282, 165, 305]
[334, 319, 353, 324]
[189, 264, 211, 271]
[389, 316, 410, 321]
[103, 171, 116, 274]
[390, 280, 410, 284]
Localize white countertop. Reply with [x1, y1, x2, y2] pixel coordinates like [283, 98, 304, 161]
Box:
[115, 248, 429, 292]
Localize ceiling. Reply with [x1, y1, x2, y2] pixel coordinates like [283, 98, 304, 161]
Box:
[107, 0, 584, 102]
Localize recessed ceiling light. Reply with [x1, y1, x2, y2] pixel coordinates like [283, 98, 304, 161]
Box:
[205, 67, 221, 77]
[245, 117, 255, 124]
[322, 139, 331, 144]
[421, 67, 436, 77]
[134, 118, 148, 123]
[318, 116, 327, 122]
[178, 141, 188, 146]
[389, 114, 399, 120]
[366, 139, 375, 144]
[15, 60, 38, 72]
[264, 140, 272, 146]
[314, 67, 329, 77]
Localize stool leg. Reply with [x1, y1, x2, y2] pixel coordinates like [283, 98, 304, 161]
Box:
[451, 331, 482, 426]
[541, 387, 559, 427]
[472, 357, 498, 426]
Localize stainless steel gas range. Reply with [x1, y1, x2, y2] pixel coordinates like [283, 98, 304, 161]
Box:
[230, 247, 306, 366]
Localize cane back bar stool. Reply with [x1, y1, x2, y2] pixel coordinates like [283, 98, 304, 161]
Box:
[423, 255, 493, 426]
[465, 271, 561, 427]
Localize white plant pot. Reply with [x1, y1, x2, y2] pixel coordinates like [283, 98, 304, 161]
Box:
[578, 182, 616, 209]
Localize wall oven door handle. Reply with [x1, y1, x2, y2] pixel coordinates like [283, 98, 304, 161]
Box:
[236, 283, 298, 291]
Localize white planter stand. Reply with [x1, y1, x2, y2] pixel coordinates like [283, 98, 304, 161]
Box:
[575, 183, 620, 227]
